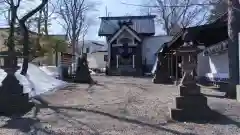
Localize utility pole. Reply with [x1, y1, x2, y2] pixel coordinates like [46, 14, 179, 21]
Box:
[227, 0, 240, 98]
[105, 6, 108, 16]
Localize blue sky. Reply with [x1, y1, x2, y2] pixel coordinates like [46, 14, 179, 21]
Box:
[0, 0, 164, 41]
[49, 0, 147, 41]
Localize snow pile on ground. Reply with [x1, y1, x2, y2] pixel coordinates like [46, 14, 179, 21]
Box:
[39, 66, 59, 78]
[0, 63, 68, 97]
[0, 70, 7, 86]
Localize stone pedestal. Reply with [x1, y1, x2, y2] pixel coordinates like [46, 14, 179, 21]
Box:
[225, 83, 237, 99]
[219, 83, 228, 92]
[152, 54, 172, 84]
[170, 84, 213, 121]
[0, 68, 33, 116]
[152, 71, 172, 84]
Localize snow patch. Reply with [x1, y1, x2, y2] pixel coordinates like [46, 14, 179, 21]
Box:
[0, 63, 68, 97]
[0, 69, 7, 86]
[39, 66, 59, 78]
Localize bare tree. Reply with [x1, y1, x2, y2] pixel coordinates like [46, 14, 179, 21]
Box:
[227, 0, 240, 98]
[55, 0, 96, 57]
[18, 0, 49, 75]
[79, 19, 92, 55]
[139, 0, 210, 35]
[5, 0, 20, 53]
[208, 0, 227, 22]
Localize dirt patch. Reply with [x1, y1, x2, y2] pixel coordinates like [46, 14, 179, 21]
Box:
[0, 76, 240, 135]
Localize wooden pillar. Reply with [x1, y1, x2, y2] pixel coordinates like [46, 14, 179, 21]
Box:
[116, 55, 119, 68]
[181, 56, 184, 78]
[170, 54, 173, 77]
[175, 54, 178, 85]
[167, 54, 170, 76]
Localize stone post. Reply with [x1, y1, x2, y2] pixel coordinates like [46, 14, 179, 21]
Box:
[0, 51, 33, 116]
[170, 44, 213, 121]
[152, 53, 172, 84]
[74, 54, 95, 84]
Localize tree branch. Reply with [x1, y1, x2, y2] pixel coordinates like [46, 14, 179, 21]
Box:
[20, 0, 48, 22]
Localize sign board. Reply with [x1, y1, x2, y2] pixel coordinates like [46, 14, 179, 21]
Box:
[61, 53, 74, 66]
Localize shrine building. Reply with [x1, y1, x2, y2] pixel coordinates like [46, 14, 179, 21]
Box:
[98, 15, 172, 76]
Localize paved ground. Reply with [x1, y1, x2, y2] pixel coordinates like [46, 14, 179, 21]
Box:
[0, 76, 240, 135]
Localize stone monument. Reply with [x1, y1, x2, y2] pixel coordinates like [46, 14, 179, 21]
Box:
[152, 53, 172, 84]
[169, 41, 213, 121]
[0, 51, 33, 116]
[75, 54, 95, 84]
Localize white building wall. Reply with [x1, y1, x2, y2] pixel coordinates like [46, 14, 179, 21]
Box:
[197, 51, 229, 80]
[197, 52, 210, 77]
[142, 36, 173, 66]
[78, 40, 107, 54]
[209, 52, 229, 74]
[87, 52, 107, 69]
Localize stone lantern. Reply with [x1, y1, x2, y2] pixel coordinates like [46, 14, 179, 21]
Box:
[0, 51, 33, 116]
[169, 31, 213, 121]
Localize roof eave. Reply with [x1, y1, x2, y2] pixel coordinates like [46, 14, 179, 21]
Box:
[99, 15, 156, 20]
[99, 32, 155, 37]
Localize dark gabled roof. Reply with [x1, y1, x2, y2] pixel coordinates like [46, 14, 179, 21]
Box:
[98, 15, 156, 36]
[155, 42, 167, 54]
[164, 19, 227, 53]
[212, 12, 227, 23]
[163, 30, 185, 53]
[107, 23, 140, 42]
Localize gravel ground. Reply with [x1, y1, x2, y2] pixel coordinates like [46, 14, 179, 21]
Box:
[0, 76, 240, 135]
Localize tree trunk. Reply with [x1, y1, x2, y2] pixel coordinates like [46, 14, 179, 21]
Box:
[227, 0, 240, 98]
[19, 22, 29, 75]
[7, 6, 17, 52]
[70, 22, 77, 75]
[55, 44, 58, 67]
[37, 10, 42, 45]
[19, 0, 49, 75]
[70, 37, 76, 75]
[43, 3, 49, 36]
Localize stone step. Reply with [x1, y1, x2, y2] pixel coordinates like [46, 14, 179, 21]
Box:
[175, 95, 208, 109]
[169, 106, 214, 122]
[179, 85, 201, 96]
[109, 68, 139, 76]
[0, 93, 33, 116]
